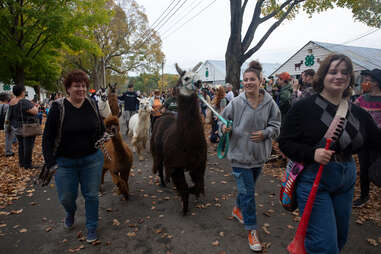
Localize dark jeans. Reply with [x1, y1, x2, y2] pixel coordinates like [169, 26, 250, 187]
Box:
[16, 135, 36, 168]
[358, 149, 380, 198]
[296, 160, 356, 254]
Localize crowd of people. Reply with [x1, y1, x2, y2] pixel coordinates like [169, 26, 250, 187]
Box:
[0, 53, 380, 253]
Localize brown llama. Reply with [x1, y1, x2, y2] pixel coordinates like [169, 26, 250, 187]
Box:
[108, 83, 121, 117]
[151, 62, 207, 215]
[101, 115, 133, 199]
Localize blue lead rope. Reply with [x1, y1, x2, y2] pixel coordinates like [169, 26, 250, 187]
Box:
[198, 94, 233, 159]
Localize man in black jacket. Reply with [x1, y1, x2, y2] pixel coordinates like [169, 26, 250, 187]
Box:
[118, 84, 139, 134]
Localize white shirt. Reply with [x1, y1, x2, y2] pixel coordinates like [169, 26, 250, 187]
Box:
[225, 91, 234, 102]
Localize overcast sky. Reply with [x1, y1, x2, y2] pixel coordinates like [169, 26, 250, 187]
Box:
[132, 0, 380, 74]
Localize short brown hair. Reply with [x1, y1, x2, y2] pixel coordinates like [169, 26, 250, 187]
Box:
[64, 70, 90, 93]
[312, 54, 354, 98]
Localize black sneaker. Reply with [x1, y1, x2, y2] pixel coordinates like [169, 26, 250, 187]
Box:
[353, 196, 369, 208]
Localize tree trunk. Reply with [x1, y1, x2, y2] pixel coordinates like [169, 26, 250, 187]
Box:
[14, 65, 25, 86]
[93, 59, 104, 90]
[225, 0, 243, 96]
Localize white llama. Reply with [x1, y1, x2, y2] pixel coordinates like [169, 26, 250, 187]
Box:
[96, 88, 111, 119]
[128, 97, 152, 161]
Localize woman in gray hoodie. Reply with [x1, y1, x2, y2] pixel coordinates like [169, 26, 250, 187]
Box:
[220, 60, 281, 252]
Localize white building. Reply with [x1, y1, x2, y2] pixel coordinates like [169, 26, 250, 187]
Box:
[270, 41, 381, 83]
[196, 60, 281, 85]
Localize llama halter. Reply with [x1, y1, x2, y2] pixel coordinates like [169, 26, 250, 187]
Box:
[198, 94, 232, 159]
[95, 132, 114, 161]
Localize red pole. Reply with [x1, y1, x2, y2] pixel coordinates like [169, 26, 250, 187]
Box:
[287, 138, 332, 254]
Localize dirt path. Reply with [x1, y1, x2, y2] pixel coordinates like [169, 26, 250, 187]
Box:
[0, 137, 380, 254]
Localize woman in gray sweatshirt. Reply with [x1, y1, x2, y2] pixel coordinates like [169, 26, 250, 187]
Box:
[220, 60, 281, 252]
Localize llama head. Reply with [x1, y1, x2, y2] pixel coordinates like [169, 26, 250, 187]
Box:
[104, 115, 120, 135]
[137, 97, 152, 113]
[175, 62, 202, 96]
[108, 83, 117, 93]
[96, 88, 108, 102]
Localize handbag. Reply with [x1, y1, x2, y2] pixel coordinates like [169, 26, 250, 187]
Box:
[19, 100, 42, 137]
[279, 99, 349, 211]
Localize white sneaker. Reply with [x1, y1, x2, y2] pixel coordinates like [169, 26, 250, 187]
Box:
[248, 230, 262, 252]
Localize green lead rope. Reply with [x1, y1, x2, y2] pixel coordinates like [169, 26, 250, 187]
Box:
[198, 94, 233, 159]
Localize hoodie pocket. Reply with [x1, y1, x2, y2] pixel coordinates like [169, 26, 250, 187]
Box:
[249, 139, 272, 162]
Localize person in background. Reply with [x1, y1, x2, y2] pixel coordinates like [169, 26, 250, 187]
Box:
[279, 54, 381, 254]
[276, 72, 293, 123]
[293, 69, 316, 104]
[225, 83, 235, 104]
[149, 89, 164, 129]
[1, 93, 15, 157]
[353, 68, 381, 207]
[163, 88, 178, 115]
[43, 69, 105, 243]
[220, 61, 281, 252]
[7, 86, 39, 168]
[209, 86, 227, 144]
[118, 83, 139, 134]
[200, 87, 211, 118]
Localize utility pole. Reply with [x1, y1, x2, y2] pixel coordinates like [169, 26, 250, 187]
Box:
[102, 56, 106, 88]
[161, 61, 164, 93]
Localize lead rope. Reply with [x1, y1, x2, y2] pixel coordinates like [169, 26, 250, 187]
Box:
[95, 132, 114, 161]
[197, 94, 233, 159]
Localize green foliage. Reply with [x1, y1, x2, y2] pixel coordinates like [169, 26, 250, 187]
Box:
[0, 0, 108, 91]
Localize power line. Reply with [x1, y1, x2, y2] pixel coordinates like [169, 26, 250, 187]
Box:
[341, 28, 380, 45]
[160, 0, 204, 37]
[149, 0, 177, 29]
[163, 0, 218, 40]
[134, 0, 189, 49]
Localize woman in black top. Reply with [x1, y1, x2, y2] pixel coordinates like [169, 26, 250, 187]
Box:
[279, 54, 381, 254]
[42, 70, 104, 243]
[7, 86, 39, 168]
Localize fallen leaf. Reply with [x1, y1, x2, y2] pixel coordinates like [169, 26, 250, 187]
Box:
[127, 232, 136, 237]
[367, 238, 378, 246]
[19, 228, 28, 233]
[219, 232, 225, 237]
[287, 225, 294, 229]
[112, 219, 120, 226]
[212, 240, 219, 246]
[45, 226, 52, 232]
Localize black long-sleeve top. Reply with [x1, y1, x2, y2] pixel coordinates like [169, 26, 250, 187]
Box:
[279, 94, 381, 165]
[43, 99, 104, 167]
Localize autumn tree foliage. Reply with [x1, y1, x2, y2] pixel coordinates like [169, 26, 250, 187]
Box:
[226, 0, 381, 93]
[66, 0, 165, 89]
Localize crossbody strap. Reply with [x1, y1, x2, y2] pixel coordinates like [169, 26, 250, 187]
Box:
[323, 99, 349, 142]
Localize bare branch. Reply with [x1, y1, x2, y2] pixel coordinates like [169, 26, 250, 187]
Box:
[242, 0, 299, 63]
[241, 0, 249, 13]
[241, 0, 265, 53]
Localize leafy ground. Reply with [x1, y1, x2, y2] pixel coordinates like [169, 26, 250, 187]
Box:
[0, 129, 380, 253]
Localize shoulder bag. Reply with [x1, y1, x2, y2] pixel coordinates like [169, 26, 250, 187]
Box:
[20, 100, 42, 137]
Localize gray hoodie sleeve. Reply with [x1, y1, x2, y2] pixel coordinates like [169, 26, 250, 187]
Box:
[262, 100, 281, 139]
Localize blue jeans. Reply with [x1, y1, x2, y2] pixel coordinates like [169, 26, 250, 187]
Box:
[232, 167, 262, 230]
[55, 150, 104, 231]
[296, 160, 356, 254]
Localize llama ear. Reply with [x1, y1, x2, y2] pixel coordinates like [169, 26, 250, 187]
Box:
[175, 63, 184, 75]
[192, 62, 202, 72]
